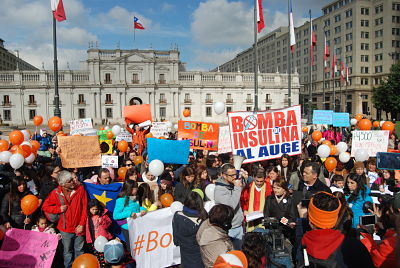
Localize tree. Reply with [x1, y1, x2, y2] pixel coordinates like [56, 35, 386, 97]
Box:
[372, 62, 400, 119]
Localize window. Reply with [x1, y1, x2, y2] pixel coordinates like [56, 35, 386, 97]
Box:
[345, 21, 352, 29]
[375, 78, 382, 85]
[29, 110, 36, 120]
[375, 17, 383, 26]
[206, 107, 212, 117]
[303, 29, 309, 36]
[184, 93, 190, 101]
[393, 16, 400, 23]
[375, 66, 383, 73]
[361, 20, 369, 27]
[159, 93, 166, 103]
[335, 26, 341, 34]
[361, 67, 369, 74]
[29, 95, 35, 105]
[105, 73, 111, 84]
[361, 55, 369, 62]
[375, 5, 383, 14]
[375, 54, 383, 61]
[336, 47, 342, 54]
[361, 78, 369, 85]
[3, 110, 11, 121]
[132, 73, 139, 84]
[324, 19, 331, 27]
[78, 109, 85, 119]
[334, 37, 341, 44]
[158, 74, 166, 84]
[361, 43, 369, 50]
[346, 56, 352, 63]
[206, 93, 212, 102]
[375, 41, 383, 49]
[106, 108, 113, 118]
[304, 48, 309, 54]
[246, 107, 252, 112]
[345, 9, 352, 17]
[361, 8, 369, 15]
[3, 95, 10, 105]
[393, 28, 400, 36]
[105, 94, 112, 104]
[375, 29, 383, 38]
[226, 106, 232, 114]
[346, 33, 353, 41]
[304, 39, 309, 45]
[326, 30, 331, 37]
[393, 40, 400, 47]
[361, 31, 369, 39]
[159, 107, 166, 118]
[334, 14, 341, 22]
[393, 3, 400, 10]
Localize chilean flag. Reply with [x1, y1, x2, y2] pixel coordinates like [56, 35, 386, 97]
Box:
[310, 17, 316, 65]
[256, 0, 265, 33]
[332, 47, 337, 78]
[324, 33, 330, 71]
[341, 58, 345, 82]
[134, 17, 145, 30]
[289, 0, 296, 53]
[51, 0, 66, 22]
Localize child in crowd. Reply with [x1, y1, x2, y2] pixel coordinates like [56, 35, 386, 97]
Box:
[138, 183, 158, 211]
[31, 215, 61, 239]
[353, 161, 369, 186]
[366, 159, 380, 187]
[330, 175, 345, 193]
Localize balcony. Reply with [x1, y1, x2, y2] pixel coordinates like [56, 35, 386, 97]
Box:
[159, 99, 167, 104]
[104, 80, 112, 84]
[158, 80, 166, 84]
[226, 98, 233, 103]
[2, 102, 11, 107]
[105, 100, 113, 105]
[265, 99, 272, 104]
[184, 99, 192, 104]
[132, 80, 139, 84]
[77, 100, 86, 105]
[205, 99, 213, 104]
[28, 101, 37, 106]
[246, 99, 253, 104]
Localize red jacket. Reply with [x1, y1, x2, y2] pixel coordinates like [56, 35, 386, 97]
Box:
[42, 185, 88, 234]
[85, 209, 113, 243]
[361, 229, 396, 268]
[240, 178, 272, 212]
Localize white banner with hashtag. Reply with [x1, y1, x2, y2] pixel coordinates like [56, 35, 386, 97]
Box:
[128, 208, 181, 268]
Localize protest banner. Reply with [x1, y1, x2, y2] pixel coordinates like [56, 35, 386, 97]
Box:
[351, 130, 389, 157]
[115, 129, 133, 142]
[102, 155, 118, 168]
[0, 228, 58, 268]
[177, 121, 219, 151]
[218, 126, 233, 154]
[58, 136, 101, 168]
[69, 118, 93, 135]
[228, 106, 302, 163]
[147, 138, 190, 164]
[151, 122, 170, 138]
[128, 208, 180, 268]
[312, 110, 333, 125]
[332, 113, 350, 127]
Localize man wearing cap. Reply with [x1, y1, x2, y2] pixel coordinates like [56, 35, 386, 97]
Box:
[297, 191, 374, 267]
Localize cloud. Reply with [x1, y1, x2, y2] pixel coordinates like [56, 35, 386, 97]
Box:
[191, 48, 243, 68]
[58, 27, 98, 46]
[161, 3, 174, 12]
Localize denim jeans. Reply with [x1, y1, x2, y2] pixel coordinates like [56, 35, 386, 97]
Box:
[228, 225, 244, 250]
[60, 231, 85, 268]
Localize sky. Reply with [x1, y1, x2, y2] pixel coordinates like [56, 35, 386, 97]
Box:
[1, 0, 332, 71]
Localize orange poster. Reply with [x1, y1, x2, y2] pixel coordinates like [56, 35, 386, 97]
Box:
[58, 136, 102, 168]
[177, 121, 219, 151]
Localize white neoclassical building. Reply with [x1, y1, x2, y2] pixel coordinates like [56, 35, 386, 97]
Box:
[0, 48, 300, 125]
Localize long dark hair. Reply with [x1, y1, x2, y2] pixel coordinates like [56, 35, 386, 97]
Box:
[180, 166, 199, 189]
[125, 168, 139, 181]
[9, 176, 27, 202]
[118, 180, 138, 207]
[183, 191, 208, 222]
[242, 232, 266, 268]
[279, 153, 294, 178]
[87, 198, 104, 216]
[138, 183, 154, 206]
[344, 173, 367, 202]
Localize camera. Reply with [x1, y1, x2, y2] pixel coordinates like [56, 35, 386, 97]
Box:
[262, 217, 289, 257]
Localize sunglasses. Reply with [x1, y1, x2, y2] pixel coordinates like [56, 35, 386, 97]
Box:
[126, 164, 133, 166]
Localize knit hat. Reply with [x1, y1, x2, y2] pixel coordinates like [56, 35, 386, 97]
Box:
[308, 191, 342, 229]
[354, 162, 365, 170]
[192, 188, 205, 200]
[159, 170, 173, 185]
[213, 250, 248, 268]
[104, 240, 124, 264]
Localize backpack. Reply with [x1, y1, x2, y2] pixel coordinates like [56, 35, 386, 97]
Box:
[44, 191, 66, 229]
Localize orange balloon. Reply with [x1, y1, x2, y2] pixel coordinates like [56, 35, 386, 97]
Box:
[373, 121, 380, 128]
[133, 156, 144, 165]
[160, 193, 174, 207]
[159, 136, 167, 139]
[48, 116, 62, 132]
[312, 130, 322, 141]
[324, 157, 338, 172]
[30, 140, 40, 151]
[183, 109, 191, 117]
[106, 131, 114, 139]
[19, 145, 31, 158]
[322, 140, 332, 146]
[355, 114, 363, 121]
[118, 167, 128, 179]
[329, 144, 337, 155]
[21, 194, 39, 215]
[9, 130, 24, 145]
[10, 145, 18, 153]
[99, 127, 105, 131]
[0, 140, 9, 152]
[118, 140, 128, 152]
[358, 119, 372, 130]
[33, 115, 43, 126]
[145, 132, 153, 138]
[302, 127, 309, 133]
[72, 253, 99, 268]
[382, 121, 395, 133]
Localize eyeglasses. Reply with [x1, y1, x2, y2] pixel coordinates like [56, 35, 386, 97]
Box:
[126, 164, 133, 166]
[224, 173, 236, 178]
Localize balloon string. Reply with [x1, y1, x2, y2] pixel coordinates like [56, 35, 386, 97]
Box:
[24, 215, 28, 230]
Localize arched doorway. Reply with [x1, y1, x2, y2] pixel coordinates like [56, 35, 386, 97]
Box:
[129, 97, 143, 105]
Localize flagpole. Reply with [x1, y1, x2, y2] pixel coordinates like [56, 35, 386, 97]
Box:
[52, 16, 61, 118]
[253, 0, 259, 112]
[287, 0, 292, 107]
[308, 9, 312, 122]
[333, 72, 336, 112]
[323, 26, 327, 110]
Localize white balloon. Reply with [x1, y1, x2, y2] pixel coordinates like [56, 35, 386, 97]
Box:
[173, 124, 178, 130]
[350, 118, 358, 126]
[9, 153, 24, 169]
[339, 152, 351, 163]
[0, 151, 12, 163]
[336, 142, 348, 154]
[94, 236, 108, 252]
[205, 184, 216, 201]
[170, 201, 183, 214]
[166, 122, 173, 128]
[149, 159, 164, 177]
[21, 141, 32, 148]
[317, 144, 331, 158]
[25, 153, 35, 164]
[380, 121, 385, 127]
[214, 102, 225, 115]
[354, 149, 369, 162]
[111, 125, 121, 136]
[21, 130, 30, 141]
[104, 126, 110, 130]
[167, 127, 172, 133]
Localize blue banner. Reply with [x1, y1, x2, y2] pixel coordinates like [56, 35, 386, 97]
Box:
[332, 113, 350, 127]
[147, 138, 190, 164]
[312, 110, 333, 125]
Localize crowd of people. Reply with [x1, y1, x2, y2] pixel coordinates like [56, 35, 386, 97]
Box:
[0, 123, 399, 268]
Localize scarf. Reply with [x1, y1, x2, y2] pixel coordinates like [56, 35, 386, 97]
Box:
[248, 182, 266, 213]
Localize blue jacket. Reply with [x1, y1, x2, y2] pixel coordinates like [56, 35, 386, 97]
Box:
[345, 186, 373, 228]
[113, 196, 145, 230]
[33, 134, 52, 151]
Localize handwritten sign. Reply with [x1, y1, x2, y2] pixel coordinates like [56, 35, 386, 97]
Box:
[115, 129, 133, 142]
[332, 113, 350, 127]
[351, 130, 389, 157]
[178, 121, 219, 151]
[69, 118, 93, 135]
[151, 122, 169, 138]
[0, 228, 58, 268]
[102, 155, 118, 168]
[58, 136, 101, 168]
[312, 110, 333, 125]
[218, 126, 232, 154]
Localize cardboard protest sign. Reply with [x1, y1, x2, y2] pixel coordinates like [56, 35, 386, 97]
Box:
[147, 138, 190, 164]
[102, 155, 118, 168]
[58, 136, 101, 168]
[332, 113, 350, 127]
[69, 118, 93, 135]
[0, 228, 58, 268]
[177, 121, 219, 151]
[351, 130, 389, 157]
[115, 129, 133, 142]
[228, 106, 302, 163]
[218, 126, 232, 154]
[124, 104, 152, 124]
[151, 122, 169, 138]
[312, 110, 333, 125]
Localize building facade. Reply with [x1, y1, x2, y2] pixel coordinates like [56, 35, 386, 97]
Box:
[216, 0, 400, 119]
[0, 39, 38, 71]
[0, 48, 300, 126]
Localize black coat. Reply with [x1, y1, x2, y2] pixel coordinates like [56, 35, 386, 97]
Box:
[264, 194, 296, 223]
[172, 209, 204, 268]
[0, 191, 32, 228]
[38, 176, 58, 201]
[173, 182, 194, 203]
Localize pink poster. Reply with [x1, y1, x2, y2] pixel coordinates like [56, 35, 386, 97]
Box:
[0, 228, 58, 268]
